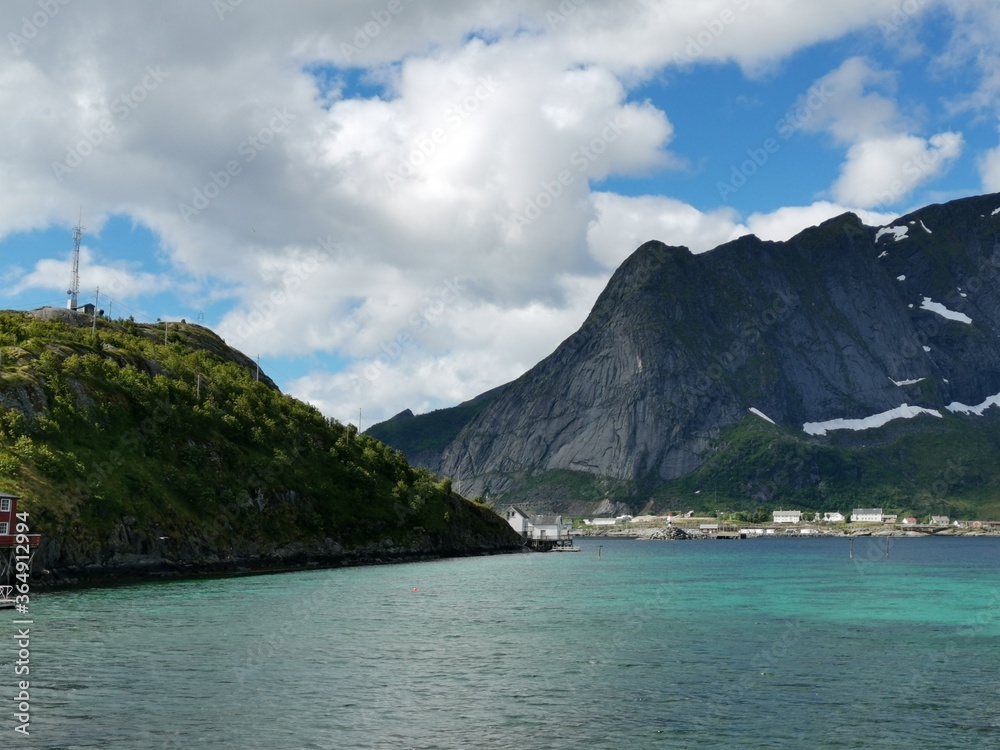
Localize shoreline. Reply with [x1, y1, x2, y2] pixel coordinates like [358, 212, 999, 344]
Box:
[30, 544, 527, 593]
[573, 525, 1000, 540]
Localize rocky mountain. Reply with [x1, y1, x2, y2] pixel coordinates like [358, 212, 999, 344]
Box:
[369, 192, 1000, 518]
[0, 309, 521, 585]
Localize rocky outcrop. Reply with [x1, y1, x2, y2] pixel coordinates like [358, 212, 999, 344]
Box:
[371, 193, 1000, 508]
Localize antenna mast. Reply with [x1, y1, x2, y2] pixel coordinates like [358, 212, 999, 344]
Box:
[67, 214, 83, 310]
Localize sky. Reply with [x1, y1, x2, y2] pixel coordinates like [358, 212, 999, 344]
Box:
[2, 0, 1000, 428]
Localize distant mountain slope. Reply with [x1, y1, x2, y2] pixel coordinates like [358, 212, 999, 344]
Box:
[367, 384, 508, 468]
[370, 192, 1000, 519]
[0, 310, 520, 584]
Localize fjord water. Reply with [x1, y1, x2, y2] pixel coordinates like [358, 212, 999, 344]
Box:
[15, 537, 1000, 749]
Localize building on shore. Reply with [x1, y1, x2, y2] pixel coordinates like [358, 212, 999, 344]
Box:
[821, 512, 845, 523]
[502, 506, 574, 550]
[851, 508, 884, 522]
[1, 492, 42, 601]
[773, 510, 802, 524]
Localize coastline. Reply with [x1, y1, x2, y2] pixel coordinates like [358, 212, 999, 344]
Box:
[573, 524, 1000, 540]
[30, 542, 527, 592]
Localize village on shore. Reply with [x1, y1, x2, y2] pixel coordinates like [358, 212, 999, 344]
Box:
[572, 507, 1000, 540]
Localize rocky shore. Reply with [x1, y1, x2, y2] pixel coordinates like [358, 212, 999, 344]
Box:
[31, 513, 525, 591]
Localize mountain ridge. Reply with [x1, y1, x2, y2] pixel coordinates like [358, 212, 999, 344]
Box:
[369, 192, 1000, 518]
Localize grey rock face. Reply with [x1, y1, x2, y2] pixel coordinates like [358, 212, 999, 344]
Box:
[373, 193, 1000, 506]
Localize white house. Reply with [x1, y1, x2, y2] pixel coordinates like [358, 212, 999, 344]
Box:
[822, 512, 845, 523]
[773, 510, 802, 524]
[503, 506, 531, 535]
[529, 515, 569, 538]
[930, 515, 950, 526]
[851, 508, 883, 523]
[503, 506, 572, 546]
[586, 517, 618, 526]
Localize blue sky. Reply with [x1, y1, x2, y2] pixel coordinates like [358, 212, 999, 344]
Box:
[1, 0, 999, 426]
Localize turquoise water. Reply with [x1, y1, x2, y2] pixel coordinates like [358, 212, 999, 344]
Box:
[5, 537, 1000, 749]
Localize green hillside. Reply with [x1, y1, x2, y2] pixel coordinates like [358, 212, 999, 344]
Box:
[0, 309, 520, 582]
[656, 413, 1000, 521]
[490, 412, 1000, 520]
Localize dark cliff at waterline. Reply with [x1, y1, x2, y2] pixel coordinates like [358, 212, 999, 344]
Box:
[370, 193, 1000, 519]
[0, 309, 522, 585]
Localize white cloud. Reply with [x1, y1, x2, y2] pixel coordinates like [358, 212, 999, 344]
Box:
[936, 0, 1000, 115]
[587, 195, 900, 264]
[980, 144, 1000, 192]
[586, 193, 745, 266]
[832, 132, 964, 208]
[745, 202, 898, 241]
[287, 273, 607, 424]
[6, 246, 170, 302]
[1, 0, 998, 427]
[792, 56, 903, 143]
[788, 55, 966, 210]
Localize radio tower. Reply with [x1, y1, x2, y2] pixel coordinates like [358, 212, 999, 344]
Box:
[67, 215, 83, 310]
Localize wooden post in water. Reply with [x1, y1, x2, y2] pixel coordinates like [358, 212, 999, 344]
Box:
[886, 536, 890, 558]
[598, 545, 602, 560]
[850, 538, 853, 559]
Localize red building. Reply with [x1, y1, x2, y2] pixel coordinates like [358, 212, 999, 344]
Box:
[0, 492, 40, 549]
